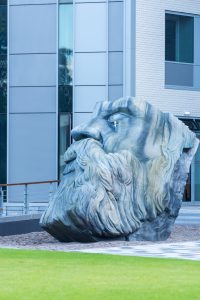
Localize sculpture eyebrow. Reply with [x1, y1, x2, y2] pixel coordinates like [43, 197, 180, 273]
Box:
[104, 107, 131, 118]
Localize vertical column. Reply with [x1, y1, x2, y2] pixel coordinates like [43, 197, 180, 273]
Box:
[108, 0, 124, 101]
[194, 16, 200, 89]
[193, 134, 200, 202]
[123, 0, 136, 97]
[0, 1, 7, 185]
[192, 17, 200, 202]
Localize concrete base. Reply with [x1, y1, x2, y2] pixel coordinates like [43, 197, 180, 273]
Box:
[0, 214, 43, 236]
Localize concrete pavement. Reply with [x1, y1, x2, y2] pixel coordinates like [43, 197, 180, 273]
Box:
[176, 205, 200, 225]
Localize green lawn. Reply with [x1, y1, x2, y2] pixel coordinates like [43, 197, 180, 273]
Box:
[0, 249, 200, 300]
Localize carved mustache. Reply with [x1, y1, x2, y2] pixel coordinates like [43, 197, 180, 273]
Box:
[64, 138, 102, 162]
[63, 138, 133, 187]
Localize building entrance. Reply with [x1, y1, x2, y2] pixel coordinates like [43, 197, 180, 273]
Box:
[183, 150, 200, 203]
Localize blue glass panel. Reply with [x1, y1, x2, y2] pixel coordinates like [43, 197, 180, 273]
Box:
[0, 4, 7, 55]
[179, 16, 194, 63]
[165, 14, 194, 63]
[58, 2, 73, 177]
[59, 85, 72, 113]
[59, 48, 73, 86]
[59, 4, 73, 86]
[165, 19, 176, 61]
[0, 54, 7, 113]
[59, 113, 71, 178]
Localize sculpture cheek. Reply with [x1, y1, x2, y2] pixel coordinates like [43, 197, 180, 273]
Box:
[102, 135, 119, 153]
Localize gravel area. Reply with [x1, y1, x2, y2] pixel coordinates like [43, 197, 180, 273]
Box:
[0, 225, 200, 251]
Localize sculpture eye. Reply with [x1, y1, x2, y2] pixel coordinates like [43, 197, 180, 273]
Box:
[108, 116, 120, 130]
[108, 120, 118, 130]
[107, 113, 127, 130]
[112, 120, 119, 129]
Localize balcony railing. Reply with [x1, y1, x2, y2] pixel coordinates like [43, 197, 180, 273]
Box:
[165, 61, 200, 89]
[0, 180, 59, 217]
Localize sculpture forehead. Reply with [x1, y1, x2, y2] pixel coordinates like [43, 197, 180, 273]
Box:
[91, 97, 197, 149]
[93, 97, 159, 119]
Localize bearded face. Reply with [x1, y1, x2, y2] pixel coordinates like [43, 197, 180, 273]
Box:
[40, 98, 199, 242]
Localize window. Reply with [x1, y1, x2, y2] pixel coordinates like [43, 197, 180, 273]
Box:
[165, 14, 194, 63]
[165, 13, 200, 88]
[0, 1, 7, 184]
[58, 1, 73, 178]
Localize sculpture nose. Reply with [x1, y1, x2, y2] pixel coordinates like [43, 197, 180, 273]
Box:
[71, 121, 102, 142]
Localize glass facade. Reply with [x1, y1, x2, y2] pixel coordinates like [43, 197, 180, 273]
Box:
[181, 119, 200, 203]
[194, 137, 200, 202]
[183, 144, 200, 203]
[0, 1, 7, 184]
[58, 1, 73, 178]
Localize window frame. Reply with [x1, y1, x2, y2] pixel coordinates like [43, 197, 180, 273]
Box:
[165, 10, 200, 91]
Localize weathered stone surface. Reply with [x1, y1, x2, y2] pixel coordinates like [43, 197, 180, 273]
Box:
[40, 98, 199, 242]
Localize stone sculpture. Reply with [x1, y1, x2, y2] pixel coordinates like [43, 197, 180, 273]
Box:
[40, 97, 199, 242]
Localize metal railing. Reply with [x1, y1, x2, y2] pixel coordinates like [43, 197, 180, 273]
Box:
[0, 180, 59, 217]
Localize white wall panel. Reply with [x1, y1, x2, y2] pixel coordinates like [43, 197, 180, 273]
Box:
[73, 113, 92, 127]
[9, 87, 56, 113]
[136, 0, 200, 116]
[8, 113, 56, 183]
[74, 86, 106, 112]
[10, 54, 56, 87]
[75, 0, 122, 2]
[10, 4, 56, 54]
[75, 0, 105, 3]
[75, 53, 106, 85]
[109, 52, 123, 85]
[75, 2, 106, 52]
[10, 0, 56, 4]
[109, 1, 123, 51]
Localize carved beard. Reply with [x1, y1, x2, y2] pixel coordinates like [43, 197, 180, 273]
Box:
[41, 138, 154, 242]
[40, 136, 197, 243]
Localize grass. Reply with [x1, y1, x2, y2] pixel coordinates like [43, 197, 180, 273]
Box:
[0, 249, 200, 300]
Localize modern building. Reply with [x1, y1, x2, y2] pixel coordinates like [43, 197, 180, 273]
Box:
[0, 0, 200, 206]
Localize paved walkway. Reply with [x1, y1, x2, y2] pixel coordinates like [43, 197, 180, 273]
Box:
[77, 206, 200, 260]
[78, 241, 200, 261]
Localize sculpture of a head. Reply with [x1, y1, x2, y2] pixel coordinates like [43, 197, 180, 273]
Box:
[41, 98, 199, 242]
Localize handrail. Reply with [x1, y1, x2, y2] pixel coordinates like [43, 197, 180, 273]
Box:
[0, 180, 60, 187]
[0, 180, 60, 217]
